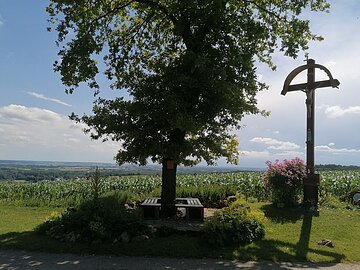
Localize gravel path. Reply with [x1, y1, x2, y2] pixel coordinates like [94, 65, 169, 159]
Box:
[1, 249, 359, 270]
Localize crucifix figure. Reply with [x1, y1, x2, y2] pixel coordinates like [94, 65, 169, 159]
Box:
[281, 59, 340, 209]
[306, 89, 313, 119]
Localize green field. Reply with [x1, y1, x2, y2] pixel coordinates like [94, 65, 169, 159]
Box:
[0, 170, 359, 262]
[1, 170, 359, 206]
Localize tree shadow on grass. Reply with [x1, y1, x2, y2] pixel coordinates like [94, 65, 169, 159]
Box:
[260, 204, 304, 223]
[234, 237, 345, 263]
[238, 206, 345, 263]
[0, 231, 88, 254]
[0, 231, 36, 249]
[0, 231, 212, 258]
[0, 213, 347, 263]
[295, 211, 313, 259]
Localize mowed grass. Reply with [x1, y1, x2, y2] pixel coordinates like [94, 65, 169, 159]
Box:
[0, 202, 359, 263]
[0, 205, 62, 234]
[234, 204, 360, 263]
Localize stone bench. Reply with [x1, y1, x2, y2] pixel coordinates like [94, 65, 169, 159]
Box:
[140, 197, 204, 221]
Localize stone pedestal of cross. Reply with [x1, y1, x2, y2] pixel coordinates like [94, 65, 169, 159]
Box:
[281, 59, 340, 208]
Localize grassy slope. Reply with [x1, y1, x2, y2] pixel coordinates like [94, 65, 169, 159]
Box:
[0, 203, 359, 263]
[234, 204, 360, 262]
[0, 205, 61, 234]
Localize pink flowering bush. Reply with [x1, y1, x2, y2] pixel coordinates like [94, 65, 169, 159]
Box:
[263, 158, 307, 207]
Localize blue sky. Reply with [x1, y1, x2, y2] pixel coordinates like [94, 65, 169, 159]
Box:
[0, 0, 359, 168]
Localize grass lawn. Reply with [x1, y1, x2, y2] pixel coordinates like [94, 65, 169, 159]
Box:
[235, 203, 360, 263]
[0, 205, 62, 234]
[0, 202, 359, 263]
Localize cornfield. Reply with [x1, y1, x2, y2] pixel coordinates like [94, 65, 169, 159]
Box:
[0, 170, 359, 206]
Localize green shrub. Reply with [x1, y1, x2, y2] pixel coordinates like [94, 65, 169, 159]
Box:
[225, 193, 258, 207]
[226, 195, 238, 205]
[37, 192, 149, 243]
[319, 194, 356, 210]
[102, 190, 139, 205]
[203, 201, 265, 246]
[263, 158, 306, 207]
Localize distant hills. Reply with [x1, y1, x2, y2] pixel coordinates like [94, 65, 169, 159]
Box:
[316, 164, 360, 170]
[0, 160, 117, 168]
[1, 160, 357, 182]
[0, 159, 263, 181]
[0, 159, 262, 171]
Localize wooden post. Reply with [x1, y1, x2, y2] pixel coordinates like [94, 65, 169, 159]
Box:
[306, 59, 315, 175]
[304, 59, 318, 208]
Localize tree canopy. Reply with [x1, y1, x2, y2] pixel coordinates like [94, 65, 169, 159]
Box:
[48, 0, 329, 167]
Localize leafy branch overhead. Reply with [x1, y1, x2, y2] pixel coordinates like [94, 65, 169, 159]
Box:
[48, 0, 329, 166]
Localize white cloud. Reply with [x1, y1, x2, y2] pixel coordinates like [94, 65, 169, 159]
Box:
[64, 137, 80, 143]
[248, 150, 304, 159]
[324, 105, 360, 118]
[316, 104, 329, 110]
[239, 149, 305, 167]
[27, 92, 72, 107]
[0, 104, 62, 123]
[315, 145, 360, 154]
[15, 135, 31, 142]
[324, 60, 337, 68]
[250, 137, 300, 150]
[275, 151, 304, 157]
[0, 105, 121, 162]
[241, 150, 271, 159]
[0, 15, 4, 26]
[268, 144, 299, 150]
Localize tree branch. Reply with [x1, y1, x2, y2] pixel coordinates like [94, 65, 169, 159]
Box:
[242, 0, 285, 22]
[123, 11, 155, 45]
[89, 0, 136, 28]
[135, 0, 177, 24]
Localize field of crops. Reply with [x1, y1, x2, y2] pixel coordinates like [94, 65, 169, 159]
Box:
[0, 170, 359, 206]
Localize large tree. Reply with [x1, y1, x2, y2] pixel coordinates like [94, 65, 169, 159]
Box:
[47, 0, 329, 216]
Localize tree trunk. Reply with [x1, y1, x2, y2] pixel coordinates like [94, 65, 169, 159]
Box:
[161, 158, 177, 217]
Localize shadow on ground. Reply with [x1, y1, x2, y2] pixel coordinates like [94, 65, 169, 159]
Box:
[0, 231, 86, 254]
[0, 206, 347, 266]
[235, 237, 345, 263]
[236, 205, 345, 263]
[0, 249, 354, 270]
[260, 204, 304, 223]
